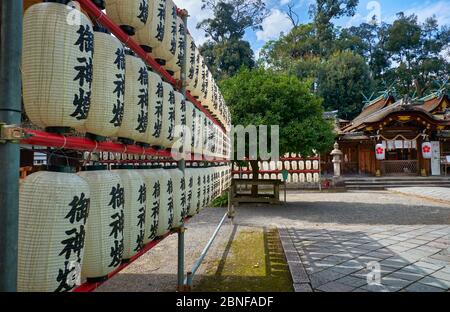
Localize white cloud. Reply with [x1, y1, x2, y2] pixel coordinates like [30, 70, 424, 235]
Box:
[256, 8, 293, 42]
[173, 0, 211, 46]
[395, 0, 450, 25]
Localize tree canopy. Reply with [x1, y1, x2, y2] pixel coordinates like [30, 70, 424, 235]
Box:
[221, 68, 335, 157]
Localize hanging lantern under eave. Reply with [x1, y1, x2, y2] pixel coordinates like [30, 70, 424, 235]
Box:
[84, 31, 125, 140]
[104, 0, 148, 36]
[112, 168, 146, 261]
[422, 142, 433, 159]
[18, 169, 91, 292]
[117, 54, 149, 144]
[152, 0, 177, 66]
[375, 143, 386, 161]
[22, 3, 94, 133]
[165, 16, 185, 78]
[78, 168, 124, 282]
[134, 0, 166, 53]
[157, 169, 174, 237]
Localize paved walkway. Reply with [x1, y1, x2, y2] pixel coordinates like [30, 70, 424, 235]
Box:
[389, 187, 450, 204]
[280, 226, 450, 292]
[95, 191, 450, 292]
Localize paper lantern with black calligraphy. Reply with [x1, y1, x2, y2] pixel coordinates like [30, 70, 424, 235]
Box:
[84, 31, 125, 139]
[167, 168, 186, 228]
[18, 169, 90, 292]
[165, 16, 185, 78]
[158, 82, 176, 148]
[422, 142, 433, 159]
[117, 54, 149, 144]
[134, 0, 166, 53]
[112, 168, 146, 260]
[22, 3, 94, 133]
[145, 70, 164, 146]
[185, 101, 195, 154]
[184, 169, 198, 217]
[186, 34, 197, 86]
[138, 168, 161, 244]
[104, 0, 148, 36]
[152, 0, 177, 67]
[78, 168, 124, 281]
[156, 169, 174, 237]
[173, 92, 187, 152]
[375, 143, 386, 161]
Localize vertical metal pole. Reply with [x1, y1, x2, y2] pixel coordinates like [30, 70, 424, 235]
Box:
[177, 10, 189, 291]
[0, 0, 23, 292]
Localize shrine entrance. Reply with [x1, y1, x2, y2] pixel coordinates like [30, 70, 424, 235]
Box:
[380, 139, 420, 176]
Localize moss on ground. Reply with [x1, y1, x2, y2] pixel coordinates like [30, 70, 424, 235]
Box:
[194, 228, 293, 292]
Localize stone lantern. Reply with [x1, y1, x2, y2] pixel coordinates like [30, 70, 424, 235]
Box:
[330, 142, 343, 178]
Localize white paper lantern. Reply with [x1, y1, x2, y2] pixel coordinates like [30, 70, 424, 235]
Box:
[186, 34, 197, 86]
[174, 92, 187, 151]
[155, 82, 176, 148]
[117, 55, 149, 144]
[152, 0, 177, 66]
[375, 143, 386, 161]
[167, 168, 186, 228]
[134, 0, 166, 52]
[18, 170, 90, 292]
[22, 3, 94, 132]
[157, 168, 174, 236]
[165, 16, 185, 78]
[187, 48, 200, 97]
[190, 53, 205, 98]
[422, 142, 433, 159]
[138, 168, 161, 244]
[146, 70, 164, 146]
[84, 32, 125, 139]
[112, 168, 146, 260]
[185, 101, 195, 155]
[185, 168, 200, 217]
[105, 0, 148, 36]
[78, 168, 124, 281]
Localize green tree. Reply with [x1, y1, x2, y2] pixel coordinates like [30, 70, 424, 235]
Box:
[317, 51, 372, 119]
[309, 0, 359, 55]
[385, 13, 450, 96]
[199, 39, 255, 80]
[221, 68, 335, 182]
[197, 0, 268, 42]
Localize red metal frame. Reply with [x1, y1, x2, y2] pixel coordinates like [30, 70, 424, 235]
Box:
[77, 0, 226, 133]
[21, 129, 173, 158]
[74, 217, 191, 292]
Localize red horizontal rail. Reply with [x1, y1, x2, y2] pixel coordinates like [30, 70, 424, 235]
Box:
[232, 170, 321, 174]
[78, 0, 226, 134]
[21, 129, 173, 158]
[74, 217, 191, 292]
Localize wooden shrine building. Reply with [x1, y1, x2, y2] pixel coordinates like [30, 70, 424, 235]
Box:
[333, 89, 450, 176]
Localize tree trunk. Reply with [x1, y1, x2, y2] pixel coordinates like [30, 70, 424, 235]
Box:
[250, 160, 259, 197]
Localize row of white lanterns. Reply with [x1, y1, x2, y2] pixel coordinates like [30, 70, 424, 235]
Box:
[18, 165, 231, 292]
[22, 1, 230, 157]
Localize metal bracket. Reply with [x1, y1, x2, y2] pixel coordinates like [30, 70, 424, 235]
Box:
[0, 123, 28, 144]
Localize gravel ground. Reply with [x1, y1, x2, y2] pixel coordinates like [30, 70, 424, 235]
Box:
[96, 190, 450, 292]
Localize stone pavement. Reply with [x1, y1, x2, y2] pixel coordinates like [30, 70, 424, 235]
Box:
[280, 225, 450, 292]
[389, 187, 450, 204]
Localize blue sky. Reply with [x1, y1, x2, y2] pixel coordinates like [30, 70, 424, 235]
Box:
[176, 0, 450, 58]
